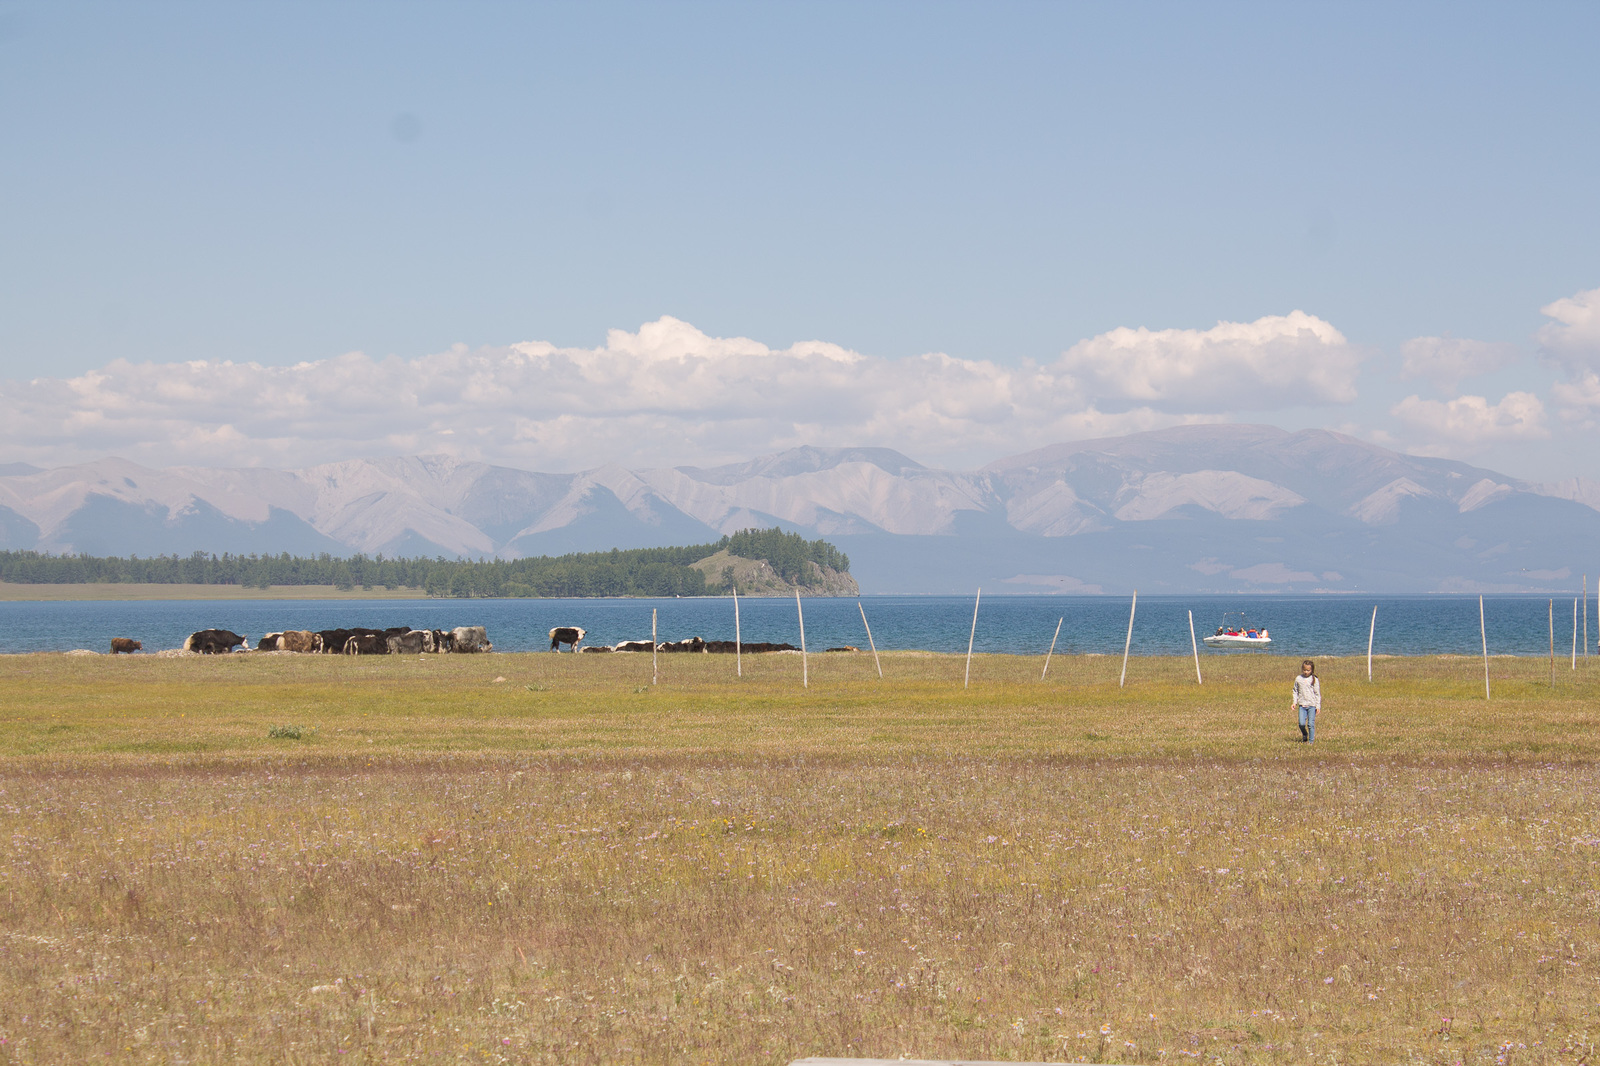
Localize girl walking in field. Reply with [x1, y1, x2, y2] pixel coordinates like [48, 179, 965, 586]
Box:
[1292, 659, 1321, 743]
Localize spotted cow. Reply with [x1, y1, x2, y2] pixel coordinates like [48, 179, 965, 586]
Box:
[548, 626, 586, 652]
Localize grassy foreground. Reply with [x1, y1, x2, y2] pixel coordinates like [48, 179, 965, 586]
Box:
[0, 652, 1596, 1064]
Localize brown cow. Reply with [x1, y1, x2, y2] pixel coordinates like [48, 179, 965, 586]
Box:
[279, 630, 322, 653]
[110, 638, 141, 654]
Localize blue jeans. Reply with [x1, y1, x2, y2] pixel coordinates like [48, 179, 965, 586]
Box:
[1299, 705, 1317, 743]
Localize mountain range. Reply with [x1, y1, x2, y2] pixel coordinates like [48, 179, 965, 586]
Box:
[2, 425, 1598, 594]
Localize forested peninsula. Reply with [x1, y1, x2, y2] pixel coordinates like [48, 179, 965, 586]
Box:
[0, 529, 855, 598]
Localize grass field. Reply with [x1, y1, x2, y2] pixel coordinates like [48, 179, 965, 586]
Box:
[0, 650, 1596, 1064]
[0, 582, 430, 602]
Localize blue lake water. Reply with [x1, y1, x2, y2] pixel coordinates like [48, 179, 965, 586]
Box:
[0, 594, 1594, 657]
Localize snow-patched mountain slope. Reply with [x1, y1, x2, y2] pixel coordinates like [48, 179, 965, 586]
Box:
[2, 426, 1598, 595]
[639, 452, 991, 536]
[987, 424, 1531, 524]
[0, 458, 260, 535]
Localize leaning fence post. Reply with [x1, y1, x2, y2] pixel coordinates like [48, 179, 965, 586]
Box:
[652, 608, 658, 687]
[1119, 591, 1137, 689]
[1480, 594, 1490, 700]
[733, 588, 742, 678]
[964, 588, 980, 690]
[1041, 617, 1063, 681]
[1188, 609, 1202, 685]
[795, 589, 807, 689]
[1367, 605, 1377, 682]
[858, 601, 882, 680]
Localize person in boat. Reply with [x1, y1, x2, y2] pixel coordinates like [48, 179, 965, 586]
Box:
[1292, 659, 1321, 743]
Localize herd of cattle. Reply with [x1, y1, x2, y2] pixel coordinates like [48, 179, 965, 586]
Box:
[107, 625, 829, 656]
[550, 626, 807, 654]
[166, 625, 493, 655]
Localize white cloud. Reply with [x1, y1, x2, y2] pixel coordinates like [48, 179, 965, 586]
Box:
[1055, 310, 1365, 411]
[1399, 336, 1522, 390]
[0, 313, 1358, 471]
[1389, 391, 1548, 453]
[1537, 285, 1600, 377]
[1551, 371, 1600, 427]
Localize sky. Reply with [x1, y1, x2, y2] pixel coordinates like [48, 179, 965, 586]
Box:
[2, 1, 1598, 479]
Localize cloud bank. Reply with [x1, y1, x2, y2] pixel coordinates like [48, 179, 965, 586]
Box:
[1057, 311, 1364, 411]
[0, 312, 1363, 471]
[1390, 391, 1549, 449]
[1538, 286, 1600, 377]
[1399, 336, 1522, 389]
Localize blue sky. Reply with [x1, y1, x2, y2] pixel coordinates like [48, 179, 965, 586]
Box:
[2, 1, 1598, 479]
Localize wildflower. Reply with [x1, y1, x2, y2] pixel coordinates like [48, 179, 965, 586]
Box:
[1100, 1023, 1112, 1036]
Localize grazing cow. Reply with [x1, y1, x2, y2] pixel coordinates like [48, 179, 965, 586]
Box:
[280, 630, 322, 653]
[386, 630, 428, 655]
[612, 640, 656, 653]
[110, 637, 141, 654]
[450, 626, 491, 653]
[184, 629, 247, 654]
[548, 626, 586, 652]
[256, 632, 284, 651]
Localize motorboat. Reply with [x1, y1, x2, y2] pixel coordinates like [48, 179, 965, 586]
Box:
[1202, 613, 1272, 649]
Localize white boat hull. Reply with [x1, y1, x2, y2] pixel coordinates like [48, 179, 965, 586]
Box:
[1203, 635, 1272, 649]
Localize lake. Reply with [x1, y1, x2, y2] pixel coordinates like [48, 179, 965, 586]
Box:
[0, 593, 1593, 658]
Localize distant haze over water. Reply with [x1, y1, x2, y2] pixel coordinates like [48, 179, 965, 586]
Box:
[1, 595, 1591, 658]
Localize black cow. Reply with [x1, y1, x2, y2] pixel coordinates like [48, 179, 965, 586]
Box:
[344, 632, 387, 655]
[386, 630, 428, 654]
[549, 626, 586, 652]
[613, 640, 655, 653]
[317, 629, 355, 654]
[184, 629, 247, 654]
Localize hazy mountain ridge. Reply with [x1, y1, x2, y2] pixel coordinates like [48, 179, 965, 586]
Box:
[1, 427, 1595, 593]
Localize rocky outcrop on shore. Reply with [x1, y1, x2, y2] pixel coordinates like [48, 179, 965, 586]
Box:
[687, 549, 858, 597]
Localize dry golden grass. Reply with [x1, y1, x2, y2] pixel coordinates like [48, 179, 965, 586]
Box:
[0, 651, 1596, 1064]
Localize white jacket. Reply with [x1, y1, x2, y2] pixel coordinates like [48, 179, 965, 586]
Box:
[1292, 674, 1321, 710]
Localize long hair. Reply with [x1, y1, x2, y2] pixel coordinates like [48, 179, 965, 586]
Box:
[1301, 659, 1317, 678]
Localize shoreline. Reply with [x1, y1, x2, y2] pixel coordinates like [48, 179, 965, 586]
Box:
[0, 582, 1581, 603]
[0, 583, 865, 602]
[0, 582, 433, 601]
